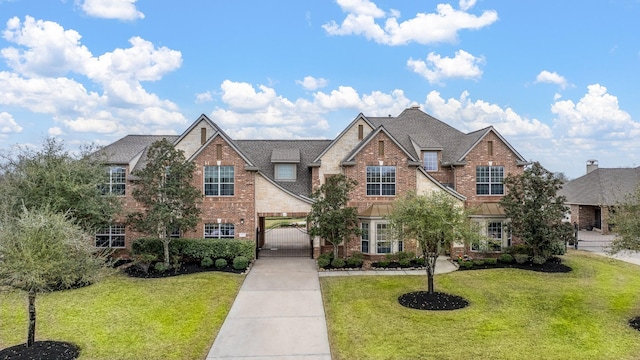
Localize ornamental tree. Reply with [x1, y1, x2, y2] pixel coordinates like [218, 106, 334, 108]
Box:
[0, 207, 112, 347]
[388, 191, 478, 294]
[500, 161, 572, 262]
[609, 184, 640, 254]
[127, 139, 202, 268]
[307, 174, 360, 259]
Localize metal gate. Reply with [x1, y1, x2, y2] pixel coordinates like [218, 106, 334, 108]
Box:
[256, 225, 312, 258]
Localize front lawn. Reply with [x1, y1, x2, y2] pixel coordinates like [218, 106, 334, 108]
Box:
[321, 251, 640, 360]
[0, 272, 244, 360]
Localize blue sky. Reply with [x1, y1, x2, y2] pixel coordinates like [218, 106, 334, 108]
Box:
[0, 0, 639, 179]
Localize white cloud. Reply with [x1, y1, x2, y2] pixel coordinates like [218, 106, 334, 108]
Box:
[408, 50, 484, 84]
[0, 112, 22, 133]
[535, 70, 569, 89]
[195, 91, 213, 104]
[323, 2, 498, 45]
[79, 0, 145, 20]
[48, 127, 64, 136]
[296, 76, 328, 91]
[459, 0, 477, 11]
[0, 17, 185, 139]
[424, 90, 553, 138]
[552, 84, 639, 139]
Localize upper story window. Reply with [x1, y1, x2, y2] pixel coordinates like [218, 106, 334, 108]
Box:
[104, 167, 126, 195]
[476, 166, 504, 195]
[204, 165, 234, 196]
[366, 166, 396, 196]
[95, 224, 125, 248]
[423, 152, 438, 171]
[275, 163, 296, 181]
[204, 223, 235, 239]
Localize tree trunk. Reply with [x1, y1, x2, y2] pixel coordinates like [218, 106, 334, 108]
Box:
[27, 291, 36, 347]
[426, 254, 437, 294]
[163, 240, 170, 268]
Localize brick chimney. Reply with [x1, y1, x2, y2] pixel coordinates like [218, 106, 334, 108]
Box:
[586, 159, 598, 174]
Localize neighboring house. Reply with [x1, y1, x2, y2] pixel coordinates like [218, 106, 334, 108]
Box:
[97, 106, 528, 258]
[560, 160, 640, 234]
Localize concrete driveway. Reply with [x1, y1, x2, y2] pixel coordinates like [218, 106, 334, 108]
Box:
[577, 230, 640, 266]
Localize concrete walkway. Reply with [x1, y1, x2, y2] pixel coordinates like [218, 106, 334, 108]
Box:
[206, 258, 332, 359]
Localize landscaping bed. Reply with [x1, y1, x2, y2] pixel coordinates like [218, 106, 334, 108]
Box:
[457, 256, 572, 273]
[0, 341, 79, 360]
[123, 261, 248, 278]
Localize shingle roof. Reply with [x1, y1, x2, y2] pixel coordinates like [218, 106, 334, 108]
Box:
[96, 135, 179, 164]
[559, 167, 640, 205]
[235, 140, 332, 197]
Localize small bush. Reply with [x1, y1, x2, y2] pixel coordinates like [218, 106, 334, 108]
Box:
[215, 258, 228, 269]
[460, 261, 474, 269]
[376, 260, 390, 268]
[414, 257, 426, 266]
[514, 254, 529, 264]
[396, 251, 415, 262]
[317, 257, 331, 268]
[154, 262, 169, 273]
[484, 258, 498, 265]
[200, 257, 214, 268]
[318, 253, 333, 262]
[132, 253, 157, 273]
[398, 258, 411, 267]
[346, 255, 363, 267]
[531, 255, 547, 265]
[233, 256, 249, 270]
[498, 253, 514, 263]
[473, 259, 485, 266]
[331, 258, 346, 268]
[385, 253, 396, 262]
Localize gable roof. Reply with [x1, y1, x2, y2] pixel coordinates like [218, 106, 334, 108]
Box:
[97, 135, 179, 165]
[559, 167, 640, 205]
[312, 113, 374, 163]
[341, 125, 420, 165]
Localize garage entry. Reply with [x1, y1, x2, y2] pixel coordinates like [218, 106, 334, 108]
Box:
[256, 216, 312, 258]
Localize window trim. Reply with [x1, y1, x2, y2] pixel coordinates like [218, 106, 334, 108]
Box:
[95, 224, 125, 248]
[366, 165, 396, 196]
[204, 165, 235, 196]
[204, 223, 235, 239]
[106, 166, 126, 196]
[274, 163, 297, 181]
[359, 220, 403, 254]
[423, 151, 438, 172]
[471, 220, 511, 252]
[476, 165, 504, 195]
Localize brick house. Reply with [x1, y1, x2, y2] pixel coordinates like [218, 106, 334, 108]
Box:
[560, 160, 640, 234]
[97, 106, 528, 258]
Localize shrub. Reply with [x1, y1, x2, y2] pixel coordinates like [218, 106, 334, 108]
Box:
[385, 253, 396, 262]
[498, 253, 514, 263]
[318, 253, 333, 262]
[132, 238, 255, 263]
[376, 260, 390, 268]
[414, 257, 426, 266]
[549, 240, 566, 256]
[215, 258, 228, 269]
[460, 261, 474, 269]
[473, 259, 485, 266]
[398, 258, 411, 267]
[514, 254, 529, 264]
[154, 262, 169, 273]
[509, 244, 530, 255]
[331, 258, 346, 268]
[233, 256, 249, 270]
[200, 257, 214, 268]
[317, 257, 331, 268]
[396, 251, 415, 262]
[132, 253, 157, 274]
[484, 258, 498, 265]
[531, 255, 547, 265]
[346, 254, 364, 267]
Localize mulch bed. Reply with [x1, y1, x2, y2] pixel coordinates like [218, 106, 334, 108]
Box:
[123, 262, 246, 278]
[629, 317, 640, 331]
[0, 341, 79, 360]
[399, 291, 469, 310]
[459, 257, 572, 273]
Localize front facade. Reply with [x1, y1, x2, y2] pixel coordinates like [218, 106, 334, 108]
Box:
[98, 106, 528, 258]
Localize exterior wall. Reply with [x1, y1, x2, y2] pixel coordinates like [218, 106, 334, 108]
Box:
[424, 152, 455, 187]
[454, 131, 525, 207]
[255, 173, 312, 216]
[316, 118, 373, 186]
[174, 119, 216, 160]
[184, 136, 256, 241]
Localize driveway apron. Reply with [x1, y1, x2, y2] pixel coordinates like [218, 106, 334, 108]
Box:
[206, 258, 331, 360]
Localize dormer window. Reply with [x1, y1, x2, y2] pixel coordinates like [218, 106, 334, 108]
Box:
[271, 148, 300, 182]
[423, 151, 438, 171]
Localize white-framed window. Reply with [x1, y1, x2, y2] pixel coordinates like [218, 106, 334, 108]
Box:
[366, 166, 396, 196]
[472, 220, 510, 251]
[104, 167, 126, 195]
[275, 163, 296, 181]
[95, 224, 125, 248]
[476, 166, 504, 195]
[376, 223, 391, 253]
[170, 227, 181, 238]
[423, 152, 438, 171]
[204, 223, 235, 239]
[204, 166, 234, 196]
[361, 222, 369, 253]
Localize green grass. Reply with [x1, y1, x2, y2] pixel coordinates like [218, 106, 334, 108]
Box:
[321, 251, 640, 360]
[0, 272, 244, 360]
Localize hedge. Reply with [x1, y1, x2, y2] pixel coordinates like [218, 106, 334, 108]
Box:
[132, 238, 255, 262]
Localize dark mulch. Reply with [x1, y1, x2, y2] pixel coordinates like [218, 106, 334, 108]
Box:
[629, 317, 640, 331]
[123, 263, 245, 278]
[459, 257, 572, 273]
[0, 341, 79, 360]
[398, 291, 469, 311]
